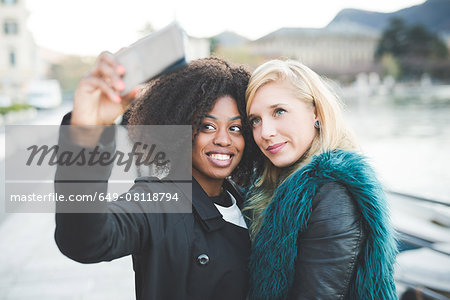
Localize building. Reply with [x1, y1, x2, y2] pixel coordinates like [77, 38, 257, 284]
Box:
[0, 0, 39, 105]
[249, 23, 380, 75]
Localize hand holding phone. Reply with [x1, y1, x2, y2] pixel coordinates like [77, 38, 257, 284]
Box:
[114, 22, 189, 95]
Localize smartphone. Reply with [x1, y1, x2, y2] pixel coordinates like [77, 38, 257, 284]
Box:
[114, 22, 189, 95]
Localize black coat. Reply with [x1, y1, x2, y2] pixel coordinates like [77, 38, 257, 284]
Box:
[54, 116, 251, 300]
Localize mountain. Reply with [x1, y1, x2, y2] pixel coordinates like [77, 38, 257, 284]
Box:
[327, 0, 450, 35]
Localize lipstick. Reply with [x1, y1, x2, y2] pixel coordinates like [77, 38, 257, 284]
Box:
[266, 142, 286, 154]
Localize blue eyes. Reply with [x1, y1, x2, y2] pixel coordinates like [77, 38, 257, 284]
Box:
[275, 108, 286, 116]
[250, 118, 261, 126]
[250, 108, 286, 127]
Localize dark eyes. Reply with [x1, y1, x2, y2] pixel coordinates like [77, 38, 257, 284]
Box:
[201, 123, 241, 133]
[202, 123, 215, 131]
[230, 125, 241, 132]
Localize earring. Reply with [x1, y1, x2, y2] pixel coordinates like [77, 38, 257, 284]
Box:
[314, 120, 320, 129]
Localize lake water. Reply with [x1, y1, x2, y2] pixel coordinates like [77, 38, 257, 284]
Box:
[343, 90, 450, 203]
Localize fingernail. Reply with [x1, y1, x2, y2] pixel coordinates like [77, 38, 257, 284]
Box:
[117, 80, 125, 91]
[113, 94, 121, 103]
[117, 65, 126, 74]
[133, 89, 139, 97]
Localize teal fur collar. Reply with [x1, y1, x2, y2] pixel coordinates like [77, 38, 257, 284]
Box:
[248, 150, 398, 300]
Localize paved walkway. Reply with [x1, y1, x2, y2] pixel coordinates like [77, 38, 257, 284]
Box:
[0, 213, 135, 299]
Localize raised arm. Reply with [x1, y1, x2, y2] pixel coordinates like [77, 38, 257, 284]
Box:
[54, 52, 148, 263]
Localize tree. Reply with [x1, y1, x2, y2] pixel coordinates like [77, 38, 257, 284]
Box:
[209, 36, 219, 53]
[405, 24, 448, 60]
[375, 18, 408, 59]
[375, 17, 449, 79]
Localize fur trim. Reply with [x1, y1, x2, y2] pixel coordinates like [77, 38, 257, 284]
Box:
[248, 150, 398, 300]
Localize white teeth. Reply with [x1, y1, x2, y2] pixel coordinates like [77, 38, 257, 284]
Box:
[210, 154, 231, 161]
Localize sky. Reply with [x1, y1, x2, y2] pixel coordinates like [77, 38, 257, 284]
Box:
[25, 0, 427, 56]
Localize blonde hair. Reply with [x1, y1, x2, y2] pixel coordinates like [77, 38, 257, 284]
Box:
[245, 59, 358, 237]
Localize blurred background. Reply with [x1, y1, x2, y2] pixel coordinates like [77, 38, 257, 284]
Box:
[0, 0, 449, 299]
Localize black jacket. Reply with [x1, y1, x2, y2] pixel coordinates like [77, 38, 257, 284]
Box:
[54, 118, 251, 300]
[288, 182, 365, 299]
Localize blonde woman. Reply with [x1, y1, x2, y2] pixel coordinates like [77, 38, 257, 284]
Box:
[245, 59, 397, 299]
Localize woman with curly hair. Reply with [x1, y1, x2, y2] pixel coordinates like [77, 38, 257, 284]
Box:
[245, 59, 398, 299]
[54, 52, 256, 300]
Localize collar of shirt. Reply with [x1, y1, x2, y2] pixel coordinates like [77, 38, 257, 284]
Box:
[192, 177, 245, 232]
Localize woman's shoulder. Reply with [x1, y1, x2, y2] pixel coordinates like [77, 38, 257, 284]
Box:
[311, 182, 359, 221]
[305, 181, 364, 240]
[315, 181, 351, 200]
[310, 150, 376, 178]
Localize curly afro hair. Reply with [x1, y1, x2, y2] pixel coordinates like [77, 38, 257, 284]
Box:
[127, 57, 258, 187]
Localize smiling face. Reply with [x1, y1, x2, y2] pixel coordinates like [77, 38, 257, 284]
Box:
[192, 96, 245, 192]
[248, 80, 317, 168]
